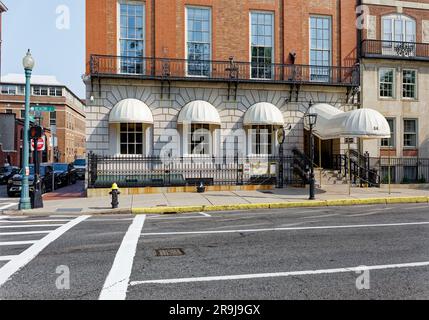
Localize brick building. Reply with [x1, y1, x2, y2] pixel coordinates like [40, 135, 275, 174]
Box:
[360, 0, 429, 182]
[0, 74, 86, 164]
[85, 1, 396, 188]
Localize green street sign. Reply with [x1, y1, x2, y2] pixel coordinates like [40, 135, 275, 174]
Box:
[29, 115, 36, 122]
[31, 105, 55, 112]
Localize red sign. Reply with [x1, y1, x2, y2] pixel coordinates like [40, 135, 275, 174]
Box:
[31, 137, 45, 151]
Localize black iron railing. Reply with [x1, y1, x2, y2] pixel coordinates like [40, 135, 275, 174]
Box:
[362, 39, 429, 60]
[369, 157, 429, 184]
[89, 55, 359, 86]
[333, 153, 380, 187]
[87, 153, 304, 189]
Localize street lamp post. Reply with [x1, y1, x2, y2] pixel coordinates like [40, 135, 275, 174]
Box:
[306, 111, 318, 200]
[19, 50, 35, 210]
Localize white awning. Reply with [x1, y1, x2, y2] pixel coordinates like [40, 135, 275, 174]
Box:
[305, 103, 391, 140]
[243, 102, 284, 126]
[177, 100, 221, 125]
[109, 99, 154, 124]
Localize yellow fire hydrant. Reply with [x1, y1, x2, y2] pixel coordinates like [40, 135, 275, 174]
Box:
[109, 183, 121, 209]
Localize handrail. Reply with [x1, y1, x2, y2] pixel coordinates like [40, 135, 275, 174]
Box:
[89, 54, 360, 86]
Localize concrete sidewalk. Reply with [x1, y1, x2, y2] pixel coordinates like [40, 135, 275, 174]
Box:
[5, 184, 429, 215]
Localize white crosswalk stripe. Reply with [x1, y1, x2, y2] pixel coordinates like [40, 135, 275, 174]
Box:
[0, 215, 90, 288]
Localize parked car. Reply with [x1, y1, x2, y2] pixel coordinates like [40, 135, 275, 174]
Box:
[0, 166, 20, 185]
[7, 164, 57, 197]
[73, 158, 86, 180]
[53, 163, 77, 187]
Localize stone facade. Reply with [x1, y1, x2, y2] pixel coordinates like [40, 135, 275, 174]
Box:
[85, 78, 356, 157]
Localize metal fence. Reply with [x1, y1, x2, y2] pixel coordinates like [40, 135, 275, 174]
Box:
[90, 55, 359, 86]
[361, 39, 429, 61]
[369, 157, 429, 184]
[87, 153, 303, 189]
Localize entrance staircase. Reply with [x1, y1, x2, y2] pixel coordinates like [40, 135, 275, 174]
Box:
[314, 168, 348, 187]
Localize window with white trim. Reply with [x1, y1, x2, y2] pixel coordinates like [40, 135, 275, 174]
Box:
[1, 85, 17, 95]
[379, 68, 395, 98]
[251, 125, 273, 155]
[186, 7, 211, 77]
[381, 118, 395, 147]
[33, 86, 48, 96]
[382, 14, 416, 56]
[120, 123, 144, 155]
[250, 12, 274, 79]
[402, 70, 417, 99]
[404, 119, 417, 148]
[310, 16, 331, 82]
[120, 2, 145, 74]
[188, 124, 211, 155]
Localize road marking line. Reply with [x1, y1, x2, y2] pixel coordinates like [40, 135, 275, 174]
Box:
[212, 222, 271, 230]
[0, 219, 72, 224]
[0, 240, 37, 246]
[199, 212, 211, 217]
[0, 203, 18, 211]
[99, 215, 146, 300]
[0, 224, 64, 229]
[400, 205, 429, 210]
[0, 215, 89, 288]
[301, 214, 339, 219]
[0, 256, 16, 261]
[147, 215, 206, 221]
[142, 221, 429, 237]
[0, 230, 51, 236]
[130, 261, 429, 286]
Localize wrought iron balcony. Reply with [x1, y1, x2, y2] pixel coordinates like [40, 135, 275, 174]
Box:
[89, 55, 359, 87]
[362, 39, 429, 61]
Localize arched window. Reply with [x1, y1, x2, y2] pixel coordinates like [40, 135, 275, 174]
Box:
[382, 14, 416, 55]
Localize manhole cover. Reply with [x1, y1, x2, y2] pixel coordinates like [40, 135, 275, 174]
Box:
[155, 248, 185, 257]
[262, 191, 274, 194]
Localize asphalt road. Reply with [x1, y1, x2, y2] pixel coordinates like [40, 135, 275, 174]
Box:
[0, 203, 429, 300]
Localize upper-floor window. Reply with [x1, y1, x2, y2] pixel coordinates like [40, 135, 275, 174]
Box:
[402, 69, 417, 99]
[32, 86, 62, 96]
[310, 16, 332, 82]
[382, 14, 416, 56]
[379, 68, 395, 98]
[1, 85, 17, 95]
[186, 7, 211, 77]
[119, 2, 145, 74]
[50, 111, 57, 126]
[250, 12, 274, 80]
[49, 87, 63, 97]
[33, 86, 48, 96]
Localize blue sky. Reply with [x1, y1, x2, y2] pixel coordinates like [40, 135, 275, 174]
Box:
[2, 0, 85, 97]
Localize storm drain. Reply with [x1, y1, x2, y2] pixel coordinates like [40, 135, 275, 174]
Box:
[155, 248, 185, 257]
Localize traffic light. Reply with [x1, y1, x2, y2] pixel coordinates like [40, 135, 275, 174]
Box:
[29, 126, 43, 139]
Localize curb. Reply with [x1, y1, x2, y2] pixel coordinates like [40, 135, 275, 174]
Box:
[3, 196, 428, 216]
[132, 196, 429, 214]
[2, 208, 132, 217]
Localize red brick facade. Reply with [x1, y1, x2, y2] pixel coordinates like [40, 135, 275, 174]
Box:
[86, 0, 359, 72]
